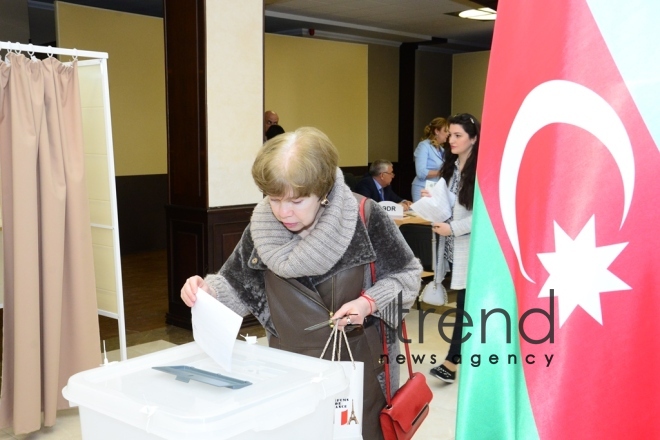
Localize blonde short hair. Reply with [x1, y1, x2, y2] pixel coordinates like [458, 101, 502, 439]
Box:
[252, 127, 338, 198]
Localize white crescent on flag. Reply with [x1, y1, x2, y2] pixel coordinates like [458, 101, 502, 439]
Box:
[499, 80, 635, 282]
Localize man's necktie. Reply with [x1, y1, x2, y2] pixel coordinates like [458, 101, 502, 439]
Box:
[379, 187, 384, 201]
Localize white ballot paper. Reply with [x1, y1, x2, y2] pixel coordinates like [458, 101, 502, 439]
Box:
[410, 178, 454, 224]
[191, 288, 243, 372]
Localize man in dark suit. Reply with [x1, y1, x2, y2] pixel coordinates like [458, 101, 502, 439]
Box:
[355, 159, 412, 211]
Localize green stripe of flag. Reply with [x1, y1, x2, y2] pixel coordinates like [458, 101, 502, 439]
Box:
[456, 181, 539, 440]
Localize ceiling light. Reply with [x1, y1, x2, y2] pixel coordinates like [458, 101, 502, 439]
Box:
[458, 7, 497, 21]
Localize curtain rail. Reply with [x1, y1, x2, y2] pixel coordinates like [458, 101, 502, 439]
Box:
[0, 41, 108, 59]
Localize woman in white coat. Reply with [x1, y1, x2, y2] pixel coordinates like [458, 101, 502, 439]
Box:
[421, 113, 480, 383]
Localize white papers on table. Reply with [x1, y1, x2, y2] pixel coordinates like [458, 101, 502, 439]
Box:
[410, 178, 454, 224]
[191, 288, 243, 372]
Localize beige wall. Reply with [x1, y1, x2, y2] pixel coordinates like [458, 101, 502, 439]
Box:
[452, 50, 490, 121]
[206, 0, 263, 207]
[56, 2, 166, 177]
[265, 34, 368, 167]
[54, 1, 488, 191]
[368, 44, 399, 163]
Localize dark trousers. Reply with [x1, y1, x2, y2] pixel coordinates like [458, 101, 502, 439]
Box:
[446, 288, 466, 364]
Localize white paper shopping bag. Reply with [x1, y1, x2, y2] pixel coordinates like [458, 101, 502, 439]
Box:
[333, 361, 364, 439]
[320, 325, 364, 439]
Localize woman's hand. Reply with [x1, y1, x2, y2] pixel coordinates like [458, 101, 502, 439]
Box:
[332, 296, 372, 330]
[420, 189, 432, 198]
[432, 222, 452, 236]
[180, 275, 210, 307]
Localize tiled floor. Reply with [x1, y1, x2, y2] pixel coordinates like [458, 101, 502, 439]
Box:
[0, 310, 458, 439]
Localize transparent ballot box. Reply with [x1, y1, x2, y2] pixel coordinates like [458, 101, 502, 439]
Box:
[63, 341, 348, 440]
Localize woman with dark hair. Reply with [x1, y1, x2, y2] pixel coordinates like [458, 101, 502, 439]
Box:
[421, 113, 479, 383]
[181, 127, 422, 438]
[411, 117, 449, 202]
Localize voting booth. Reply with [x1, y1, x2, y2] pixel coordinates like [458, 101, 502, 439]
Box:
[63, 341, 348, 440]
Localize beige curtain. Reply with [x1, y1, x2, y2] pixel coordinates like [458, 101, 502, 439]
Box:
[0, 53, 100, 434]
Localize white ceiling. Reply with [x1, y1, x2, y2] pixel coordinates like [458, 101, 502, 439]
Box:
[264, 0, 495, 50]
[3, 0, 495, 52]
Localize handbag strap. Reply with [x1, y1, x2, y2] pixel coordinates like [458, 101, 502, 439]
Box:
[380, 319, 414, 405]
[359, 196, 376, 286]
[358, 197, 414, 406]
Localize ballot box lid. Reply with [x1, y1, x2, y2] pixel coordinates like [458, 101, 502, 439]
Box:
[63, 341, 348, 439]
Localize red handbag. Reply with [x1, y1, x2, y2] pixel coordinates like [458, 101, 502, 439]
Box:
[379, 319, 433, 439]
[357, 197, 433, 439]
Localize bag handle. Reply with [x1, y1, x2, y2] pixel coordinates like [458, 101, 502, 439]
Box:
[320, 324, 356, 367]
[358, 197, 414, 406]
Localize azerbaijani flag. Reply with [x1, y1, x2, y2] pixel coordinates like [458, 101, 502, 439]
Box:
[456, 0, 660, 438]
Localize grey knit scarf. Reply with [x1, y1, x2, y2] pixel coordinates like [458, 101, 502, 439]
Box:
[250, 168, 358, 278]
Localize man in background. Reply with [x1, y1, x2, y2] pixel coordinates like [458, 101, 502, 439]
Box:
[265, 124, 285, 141]
[355, 159, 412, 211]
[264, 110, 279, 141]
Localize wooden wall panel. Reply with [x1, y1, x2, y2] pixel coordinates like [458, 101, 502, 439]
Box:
[166, 210, 204, 329]
[208, 205, 254, 272]
[165, 205, 255, 329]
[164, 0, 207, 207]
[211, 226, 243, 273]
[116, 174, 168, 254]
[397, 43, 418, 202]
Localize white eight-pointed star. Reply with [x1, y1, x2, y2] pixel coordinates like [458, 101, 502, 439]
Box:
[537, 216, 630, 327]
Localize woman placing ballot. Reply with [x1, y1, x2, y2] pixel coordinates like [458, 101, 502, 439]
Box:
[180, 127, 422, 439]
[420, 113, 479, 384]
